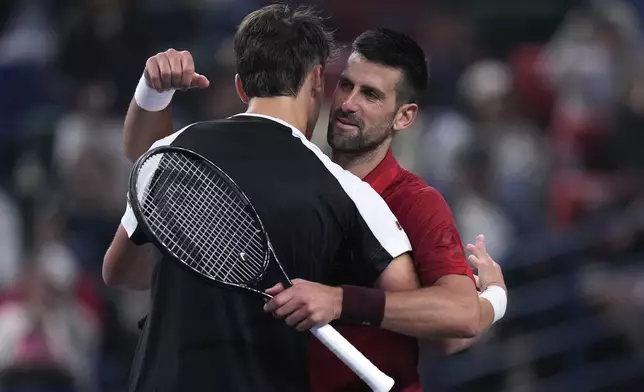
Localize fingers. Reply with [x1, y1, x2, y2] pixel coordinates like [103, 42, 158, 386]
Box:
[468, 254, 481, 269]
[476, 234, 487, 254]
[144, 49, 208, 92]
[467, 235, 506, 292]
[272, 298, 301, 319]
[180, 51, 195, 90]
[263, 288, 293, 314]
[190, 73, 210, 89]
[296, 318, 316, 332]
[285, 306, 326, 332]
[281, 305, 323, 332]
[145, 57, 162, 91]
[157, 53, 172, 91]
[466, 234, 487, 259]
[168, 51, 183, 89]
[285, 307, 310, 329]
[264, 282, 285, 297]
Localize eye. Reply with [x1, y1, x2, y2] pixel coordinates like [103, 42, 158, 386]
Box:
[338, 79, 352, 91]
[366, 91, 379, 100]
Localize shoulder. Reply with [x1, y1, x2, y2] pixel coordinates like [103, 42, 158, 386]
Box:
[147, 119, 261, 151]
[292, 132, 383, 199]
[387, 172, 473, 285]
[386, 170, 454, 227]
[149, 121, 205, 149]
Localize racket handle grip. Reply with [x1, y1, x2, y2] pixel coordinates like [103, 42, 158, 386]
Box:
[310, 324, 395, 392]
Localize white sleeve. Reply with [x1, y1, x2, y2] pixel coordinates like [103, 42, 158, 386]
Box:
[342, 178, 412, 258]
[291, 132, 412, 257]
[121, 198, 138, 238]
[120, 124, 193, 241]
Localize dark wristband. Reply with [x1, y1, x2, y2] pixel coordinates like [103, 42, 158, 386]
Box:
[339, 285, 386, 326]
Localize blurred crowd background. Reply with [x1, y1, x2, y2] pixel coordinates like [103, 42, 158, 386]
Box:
[1, 0, 644, 391]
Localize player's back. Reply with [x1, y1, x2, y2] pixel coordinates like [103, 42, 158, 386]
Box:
[128, 114, 403, 392]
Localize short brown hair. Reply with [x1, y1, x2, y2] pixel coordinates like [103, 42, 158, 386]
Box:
[234, 4, 336, 98]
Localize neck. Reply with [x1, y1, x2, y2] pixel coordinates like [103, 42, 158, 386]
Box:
[332, 142, 390, 179]
[246, 97, 308, 134]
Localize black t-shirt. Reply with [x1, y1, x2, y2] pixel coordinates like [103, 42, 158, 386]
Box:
[120, 114, 411, 392]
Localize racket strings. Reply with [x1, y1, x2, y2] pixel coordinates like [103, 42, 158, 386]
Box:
[190, 170, 263, 280]
[145, 159, 263, 282]
[155, 162, 264, 281]
[136, 151, 268, 284]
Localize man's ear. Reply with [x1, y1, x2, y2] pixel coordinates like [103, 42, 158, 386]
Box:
[393, 103, 419, 133]
[310, 64, 323, 96]
[235, 74, 249, 104]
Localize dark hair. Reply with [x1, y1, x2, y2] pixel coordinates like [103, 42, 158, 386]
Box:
[352, 28, 429, 104]
[233, 4, 336, 99]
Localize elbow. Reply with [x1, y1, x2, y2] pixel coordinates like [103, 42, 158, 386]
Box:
[421, 340, 462, 357]
[102, 249, 122, 288]
[451, 318, 479, 339]
[438, 340, 467, 356]
[123, 141, 138, 163]
[102, 258, 118, 288]
[125, 151, 136, 164]
[460, 317, 481, 339]
[453, 300, 481, 338]
[103, 271, 119, 288]
[123, 130, 143, 163]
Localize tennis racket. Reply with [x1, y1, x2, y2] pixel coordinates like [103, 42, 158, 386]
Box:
[128, 145, 395, 392]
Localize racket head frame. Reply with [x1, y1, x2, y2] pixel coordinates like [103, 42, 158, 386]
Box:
[128, 145, 287, 297]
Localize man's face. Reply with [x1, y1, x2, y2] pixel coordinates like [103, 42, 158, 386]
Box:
[327, 53, 403, 153]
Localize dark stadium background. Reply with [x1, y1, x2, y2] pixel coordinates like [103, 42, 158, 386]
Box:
[1, 0, 644, 391]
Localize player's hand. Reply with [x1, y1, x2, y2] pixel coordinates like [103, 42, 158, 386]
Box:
[466, 235, 506, 292]
[263, 279, 342, 332]
[143, 49, 210, 92]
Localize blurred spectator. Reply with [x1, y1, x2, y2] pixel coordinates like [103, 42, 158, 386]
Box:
[420, 59, 547, 235]
[0, 190, 22, 290]
[414, 7, 476, 108]
[418, 108, 474, 199]
[0, 0, 60, 185]
[451, 146, 514, 263]
[51, 81, 131, 276]
[459, 59, 549, 235]
[0, 249, 101, 391]
[56, 0, 150, 113]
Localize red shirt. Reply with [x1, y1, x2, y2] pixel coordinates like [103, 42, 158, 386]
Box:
[308, 149, 475, 391]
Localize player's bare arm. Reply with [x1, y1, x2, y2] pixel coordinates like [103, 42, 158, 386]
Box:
[123, 49, 209, 162]
[265, 256, 480, 339]
[380, 275, 480, 338]
[264, 253, 420, 331]
[440, 235, 507, 354]
[265, 235, 507, 340]
[103, 193, 162, 290]
[104, 50, 210, 289]
[103, 225, 157, 290]
[264, 265, 480, 339]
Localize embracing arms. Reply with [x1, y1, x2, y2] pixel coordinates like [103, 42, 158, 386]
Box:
[264, 188, 508, 348]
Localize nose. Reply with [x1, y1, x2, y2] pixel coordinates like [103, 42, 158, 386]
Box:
[341, 91, 360, 113]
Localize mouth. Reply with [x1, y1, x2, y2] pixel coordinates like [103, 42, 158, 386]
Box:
[334, 117, 359, 131]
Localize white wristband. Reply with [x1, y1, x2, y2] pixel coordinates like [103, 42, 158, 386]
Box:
[134, 74, 175, 112]
[479, 286, 507, 324]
